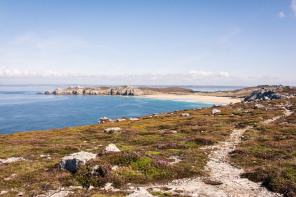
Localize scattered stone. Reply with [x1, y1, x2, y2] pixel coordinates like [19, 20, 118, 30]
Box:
[203, 179, 223, 185]
[168, 156, 181, 164]
[98, 117, 113, 124]
[130, 118, 139, 121]
[0, 191, 8, 195]
[4, 173, 17, 181]
[102, 182, 120, 192]
[103, 144, 121, 153]
[159, 130, 177, 135]
[112, 165, 119, 170]
[159, 130, 166, 134]
[51, 191, 74, 197]
[285, 105, 293, 110]
[68, 186, 83, 190]
[211, 109, 221, 115]
[126, 187, 154, 197]
[17, 192, 24, 196]
[242, 110, 249, 113]
[104, 127, 121, 134]
[92, 165, 100, 175]
[181, 113, 190, 117]
[116, 118, 126, 122]
[254, 104, 264, 109]
[40, 154, 50, 158]
[0, 157, 25, 163]
[59, 151, 97, 172]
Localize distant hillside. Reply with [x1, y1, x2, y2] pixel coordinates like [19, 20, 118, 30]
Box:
[196, 85, 296, 98]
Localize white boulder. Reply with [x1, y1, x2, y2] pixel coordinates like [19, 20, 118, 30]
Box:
[254, 104, 264, 109]
[212, 109, 221, 115]
[59, 151, 97, 172]
[181, 113, 190, 117]
[116, 118, 126, 122]
[103, 144, 121, 153]
[104, 127, 121, 134]
[0, 157, 25, 163]
[126, 187, 154, 197]
[129, 118, 139, 121]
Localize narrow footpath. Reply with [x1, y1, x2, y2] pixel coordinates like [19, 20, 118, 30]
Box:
[127, 108, 293, 197]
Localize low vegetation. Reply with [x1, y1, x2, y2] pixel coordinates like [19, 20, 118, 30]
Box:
[230, 99, 296, 196]
[0, 98, 294, 196]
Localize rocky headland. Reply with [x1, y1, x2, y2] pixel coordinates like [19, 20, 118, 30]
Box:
[44, 86, 193, 96]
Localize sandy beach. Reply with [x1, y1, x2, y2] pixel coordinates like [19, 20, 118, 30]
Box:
[139, 94, 242, 104]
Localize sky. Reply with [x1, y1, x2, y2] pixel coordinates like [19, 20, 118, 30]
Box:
[0, 0, 295, 86]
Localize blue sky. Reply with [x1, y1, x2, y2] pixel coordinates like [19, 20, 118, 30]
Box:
[0, 0, 295, 85]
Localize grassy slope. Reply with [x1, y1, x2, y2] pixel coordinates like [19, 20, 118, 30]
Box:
[0, 98, 294, 196]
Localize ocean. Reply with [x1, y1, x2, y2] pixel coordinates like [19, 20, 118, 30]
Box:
[0, 85, 242, 135]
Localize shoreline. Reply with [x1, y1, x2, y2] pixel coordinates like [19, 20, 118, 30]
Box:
[137, 94, 242, 104]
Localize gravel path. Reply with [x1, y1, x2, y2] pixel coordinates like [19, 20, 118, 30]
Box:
[127, 108, 292, 197]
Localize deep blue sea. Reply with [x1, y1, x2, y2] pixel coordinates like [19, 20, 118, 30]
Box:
[0, 85, 242, 135]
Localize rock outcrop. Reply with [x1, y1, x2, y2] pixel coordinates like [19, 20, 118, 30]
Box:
[244, 89, 295, 102]
[59, 151, 97, 172]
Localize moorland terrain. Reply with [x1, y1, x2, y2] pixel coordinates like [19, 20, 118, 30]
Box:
[0, 85, 296, 197]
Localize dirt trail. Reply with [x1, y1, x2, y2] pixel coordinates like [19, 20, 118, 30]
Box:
[127, 109, 292, 197]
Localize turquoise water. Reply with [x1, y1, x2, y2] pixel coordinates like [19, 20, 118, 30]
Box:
[0, 89, 212, 134]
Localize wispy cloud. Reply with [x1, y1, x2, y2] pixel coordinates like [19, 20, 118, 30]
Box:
[1, 66, 294, 86]
[292, 0, 296, 16]
[0, 66, 93, 78]
[0, 66, 232, 85]
[278, 12, 285, 18]
[0, 66, 229, 79]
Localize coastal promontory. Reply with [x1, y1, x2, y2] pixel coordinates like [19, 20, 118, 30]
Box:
[45, 86, 193, 96]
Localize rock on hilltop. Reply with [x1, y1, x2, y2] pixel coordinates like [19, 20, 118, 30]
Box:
[244, 89, 295, 102]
